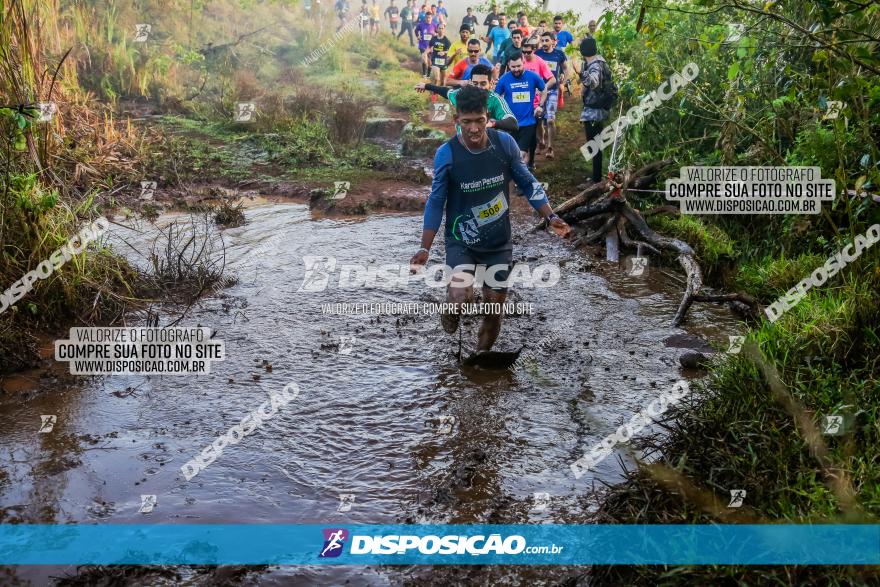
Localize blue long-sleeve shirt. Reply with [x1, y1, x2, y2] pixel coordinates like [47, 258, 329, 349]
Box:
[423, 131, 549, 232]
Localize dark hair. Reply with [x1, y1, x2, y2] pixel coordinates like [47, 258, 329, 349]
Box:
[467, 38, 481, 46]
[541, 31, 556, 41]
[455, 84, 489, 114]
[516, 11, 524, 17]
[580, 37, 598, 57]
[553, 14, 563, 21]
[470, 64, 492, 78]
[460, 24, 471, 32]
[507, 50, 523, 63]
[511, 28, 523, 37]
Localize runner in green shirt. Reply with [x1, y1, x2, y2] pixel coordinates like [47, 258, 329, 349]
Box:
[414, 64, 518, 133]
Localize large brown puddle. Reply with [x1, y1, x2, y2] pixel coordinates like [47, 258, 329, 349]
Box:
[0, 201, 742, 584]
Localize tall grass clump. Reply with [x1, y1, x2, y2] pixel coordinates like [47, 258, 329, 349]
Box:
[1, 0, 142, 373]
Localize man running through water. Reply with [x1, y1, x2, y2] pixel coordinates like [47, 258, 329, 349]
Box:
[429, 22, 452, 86]
[414, 63, 517, 133]
[410, 85, 570, 352]
[416, 15, 437, 77]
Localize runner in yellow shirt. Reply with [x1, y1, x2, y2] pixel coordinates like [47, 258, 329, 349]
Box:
[447, 24, 472, 70]
[369, 0, 381, 36]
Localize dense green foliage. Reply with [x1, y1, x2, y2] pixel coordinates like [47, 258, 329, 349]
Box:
[550, 1, 880, 584]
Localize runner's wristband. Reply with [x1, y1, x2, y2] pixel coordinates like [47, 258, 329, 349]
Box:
[418, 247, 430, 254]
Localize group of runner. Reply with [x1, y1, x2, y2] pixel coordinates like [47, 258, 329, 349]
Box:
[323, 3, 613, 354]
[397, 8, 615, 355]
[406, 8, 594, 171]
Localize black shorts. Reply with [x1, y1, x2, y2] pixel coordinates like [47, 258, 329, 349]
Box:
[515, 124, 537, 153]
[446, 242, 512, 292]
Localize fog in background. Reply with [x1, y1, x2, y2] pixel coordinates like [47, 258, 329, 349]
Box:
[425, 0, 608, 28]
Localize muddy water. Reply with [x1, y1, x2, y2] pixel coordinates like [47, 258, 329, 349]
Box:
[0, 201, 741, 585]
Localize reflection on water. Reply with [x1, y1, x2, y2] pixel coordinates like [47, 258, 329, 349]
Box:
[0, 201, 740, 583]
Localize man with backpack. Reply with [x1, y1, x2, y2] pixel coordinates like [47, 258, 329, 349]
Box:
[577, 37, 617, 184]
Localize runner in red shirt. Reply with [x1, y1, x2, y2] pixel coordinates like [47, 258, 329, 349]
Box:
[448, 39, 494, 86]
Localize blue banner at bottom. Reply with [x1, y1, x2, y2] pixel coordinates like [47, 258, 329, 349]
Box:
[0, 524, 877, 565]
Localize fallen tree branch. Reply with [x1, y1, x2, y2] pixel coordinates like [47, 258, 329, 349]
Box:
[617, 216, 662, 255]
[568, 195, 620, 222]
[531, 181, 610, 232]
[619, 203, 702, 326]
[572, 213, 619, 248]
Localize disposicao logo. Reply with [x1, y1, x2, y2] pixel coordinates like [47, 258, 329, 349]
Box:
[319, 528, 348, 558]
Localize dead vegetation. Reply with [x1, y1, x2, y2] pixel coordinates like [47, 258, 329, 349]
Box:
[212, 200, 246, 227]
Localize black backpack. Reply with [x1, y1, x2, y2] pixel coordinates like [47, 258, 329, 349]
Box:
[582, 60, 618, 110]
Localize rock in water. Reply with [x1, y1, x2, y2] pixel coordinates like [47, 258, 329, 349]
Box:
[462, 347, 524, 369]
[664, 333, 715, 354]
[679, 350, 710, 369]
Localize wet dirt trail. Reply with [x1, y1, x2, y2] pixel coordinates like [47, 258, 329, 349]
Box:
[0, 198, 742, 585]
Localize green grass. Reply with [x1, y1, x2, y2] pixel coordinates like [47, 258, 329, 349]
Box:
[0, 176, 141, 373]
[648, 215, 736, 265]
[731, 252, 828, 301]
[593, 248, 880, 585]
[379, 66, 425, 116]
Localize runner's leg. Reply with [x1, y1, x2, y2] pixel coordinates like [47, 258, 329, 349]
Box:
[584, 121, 603, 182]
[544, 92, 558, 157]
[443, 248, 477, 334]
[527, 126, 537, 170]
[477, 287, 507, 351]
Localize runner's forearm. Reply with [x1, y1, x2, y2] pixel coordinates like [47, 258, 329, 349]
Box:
[424, 83, 450, 97]
[424, 144, 451, 231]
[419, 229, 437, 252]
[535, 203, 556, 220]
[499, 134, 550, 209]
[494, 116, 518, 133]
